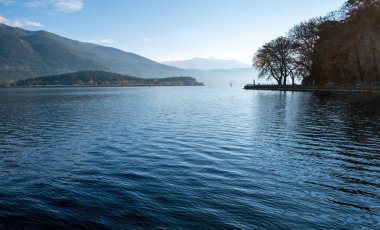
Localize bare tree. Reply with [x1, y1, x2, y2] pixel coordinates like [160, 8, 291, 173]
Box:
[253, 37, 295, 85]
[287, 18, 323, 83]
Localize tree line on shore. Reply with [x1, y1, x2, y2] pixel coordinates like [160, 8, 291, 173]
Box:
[253, 0, 380, 87]
[7, 71, 204, 87]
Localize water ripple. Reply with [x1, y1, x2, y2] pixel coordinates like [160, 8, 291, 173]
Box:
[0, 87, 379, 229]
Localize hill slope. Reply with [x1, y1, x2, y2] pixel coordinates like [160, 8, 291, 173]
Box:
[0, 24, 183, 81]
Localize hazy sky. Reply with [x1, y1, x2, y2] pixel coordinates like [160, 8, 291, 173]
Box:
[0, 0, 345, 63]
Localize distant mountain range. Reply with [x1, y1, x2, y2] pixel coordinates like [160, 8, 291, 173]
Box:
[0, 23, 182, 81]
[162, 58, 257, 87]
[0, 23, 258, 86]
[162, 57, 250, 70]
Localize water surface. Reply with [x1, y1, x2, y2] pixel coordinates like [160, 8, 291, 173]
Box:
[0, 87, 379, 229]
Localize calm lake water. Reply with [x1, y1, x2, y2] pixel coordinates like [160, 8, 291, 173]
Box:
[0, 87, 379, 229]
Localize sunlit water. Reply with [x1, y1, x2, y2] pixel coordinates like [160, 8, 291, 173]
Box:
[0, 87, 379, 229]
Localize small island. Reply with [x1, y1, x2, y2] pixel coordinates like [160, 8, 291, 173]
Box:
[4, 70, 204, 87]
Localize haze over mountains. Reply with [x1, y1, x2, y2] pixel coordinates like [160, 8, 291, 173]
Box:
[162, 58, 256, 86]
[162, 57, 250, 70]
[0, 23, 256, 86]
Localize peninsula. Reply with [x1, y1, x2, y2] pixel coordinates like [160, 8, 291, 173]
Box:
[5, 71, 204, 87]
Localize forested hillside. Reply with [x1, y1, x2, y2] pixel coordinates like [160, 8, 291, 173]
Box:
[311, 0, 380, 86]
[253, 0, 380, 87]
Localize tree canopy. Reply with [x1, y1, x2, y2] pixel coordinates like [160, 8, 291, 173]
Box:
[253, 37, 295, 85]
[252, 0, 380, 87]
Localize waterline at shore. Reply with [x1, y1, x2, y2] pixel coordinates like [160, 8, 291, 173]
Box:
[244, 84, 380, 93]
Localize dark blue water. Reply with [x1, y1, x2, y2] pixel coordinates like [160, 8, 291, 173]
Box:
[0, 87, 379, 229]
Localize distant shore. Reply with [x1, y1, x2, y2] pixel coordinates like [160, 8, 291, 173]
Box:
[1, 84, 204, 88]
[0, 71, 204, 88]
[243, 84, 380, 94]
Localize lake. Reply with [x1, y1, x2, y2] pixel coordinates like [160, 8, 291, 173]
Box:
[0, 87, 379, 229]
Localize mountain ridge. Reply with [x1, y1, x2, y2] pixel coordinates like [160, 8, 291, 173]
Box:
[0, 23, 184, 81]
[0, 24, 256, 86]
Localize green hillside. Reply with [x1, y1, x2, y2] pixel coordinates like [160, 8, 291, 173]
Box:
[0, 24, 184, 81]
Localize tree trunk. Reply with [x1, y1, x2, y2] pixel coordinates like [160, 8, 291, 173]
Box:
[355, 45, 363, 83]
[277, 77, 282, 85]
[372, 45, 380, 82]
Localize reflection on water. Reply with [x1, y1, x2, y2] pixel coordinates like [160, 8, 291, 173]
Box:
[0, 87, 379, 229]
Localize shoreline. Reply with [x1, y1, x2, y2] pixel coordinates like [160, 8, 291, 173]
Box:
[0, 84, 204, 88]
[243, 85, 380, 94]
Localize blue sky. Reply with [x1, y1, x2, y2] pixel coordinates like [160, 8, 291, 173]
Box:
[0, 0, 345, 63]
